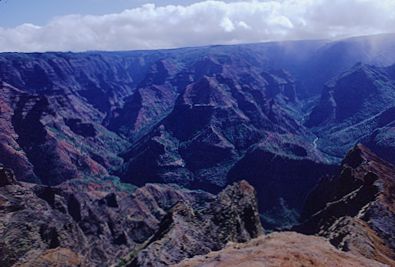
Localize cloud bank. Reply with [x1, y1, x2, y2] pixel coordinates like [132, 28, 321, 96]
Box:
[1, 0, 395, 52]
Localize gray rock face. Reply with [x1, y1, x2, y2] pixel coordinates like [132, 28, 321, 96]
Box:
[0, 174, 262, 267]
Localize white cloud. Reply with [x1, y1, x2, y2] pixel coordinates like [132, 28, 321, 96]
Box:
[0, 0, 395, 52]
[220, 17, 235, 32]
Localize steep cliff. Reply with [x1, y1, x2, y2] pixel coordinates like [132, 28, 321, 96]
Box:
[298, 144, 395, 265]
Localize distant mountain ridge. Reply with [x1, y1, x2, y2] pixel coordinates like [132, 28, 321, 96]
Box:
[307, 63, 395, 164]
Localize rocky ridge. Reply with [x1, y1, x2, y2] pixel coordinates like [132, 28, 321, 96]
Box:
[0, 167, 262, 267]
[298, 144, 395, 266]
[0, 81, 128, 185]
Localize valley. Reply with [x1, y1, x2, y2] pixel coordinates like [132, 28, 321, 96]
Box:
[0, 33, 395, 266]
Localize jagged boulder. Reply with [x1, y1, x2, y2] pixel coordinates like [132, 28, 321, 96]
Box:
[0, 166, 16, 187]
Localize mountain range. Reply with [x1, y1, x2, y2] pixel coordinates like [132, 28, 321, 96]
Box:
[0, 33, 395, 266]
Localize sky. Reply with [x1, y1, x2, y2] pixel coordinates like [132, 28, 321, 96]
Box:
[0, 0, 394, 52]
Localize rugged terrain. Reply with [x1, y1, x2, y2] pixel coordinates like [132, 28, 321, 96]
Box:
[175, 145, 395, 267]
[308, 64, 395, 164]
[176, 232, 387, 267]
[298, 144, 395, 266]
[0, 33, 395, 237]
[0, 166, 262, 266]
[2, 150, 393, 267]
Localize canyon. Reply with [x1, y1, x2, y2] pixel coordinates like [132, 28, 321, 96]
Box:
[0, 34, 395, 266]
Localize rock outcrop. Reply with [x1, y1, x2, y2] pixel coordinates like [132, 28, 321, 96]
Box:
[0, 166, 17, 187]
[127, 180, 263, 266]
[298, 144, 395, 265]
[176, 232, 386, 267]
[0, 175, 262, 267]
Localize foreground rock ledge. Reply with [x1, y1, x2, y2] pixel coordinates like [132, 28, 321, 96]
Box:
[175, 232, 386, 267]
